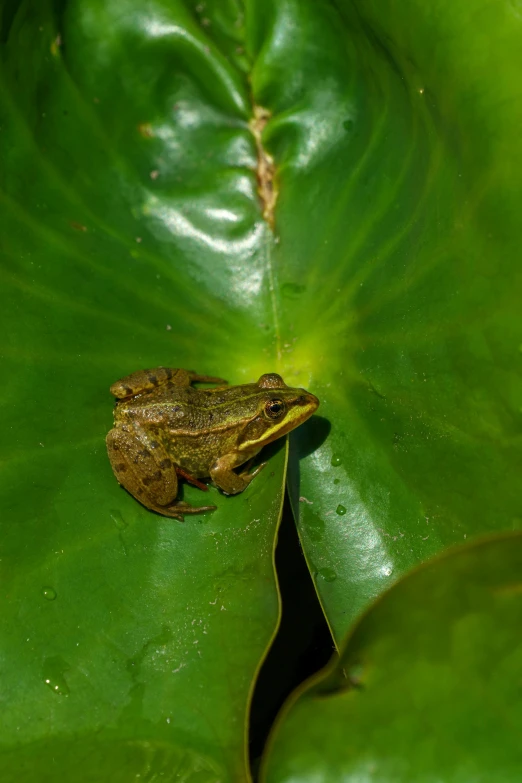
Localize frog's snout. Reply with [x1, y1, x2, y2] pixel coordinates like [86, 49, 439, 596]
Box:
[298, 391, 319, 412]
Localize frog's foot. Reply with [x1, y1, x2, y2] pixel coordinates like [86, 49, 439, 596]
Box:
[228, 461, 267, 494]
[162, 501, 217, 521]
[239, 461, 267, 483]
[238, 457, 267, 479]
[210, 453, 266, 495]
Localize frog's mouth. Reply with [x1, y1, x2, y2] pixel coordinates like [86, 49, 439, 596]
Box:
[238, 391, 319, 452]
[264, 392, 319, 444]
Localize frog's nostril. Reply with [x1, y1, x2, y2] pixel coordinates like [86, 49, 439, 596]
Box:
[306, 393, 319, 409]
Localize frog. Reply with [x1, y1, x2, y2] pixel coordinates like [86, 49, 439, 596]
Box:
[106, 367, 319, 519]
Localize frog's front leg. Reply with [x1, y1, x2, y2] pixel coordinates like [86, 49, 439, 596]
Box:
[106, 426, 216, 519]
[210, 449, 266, 495]
[110, 368, 227, 400]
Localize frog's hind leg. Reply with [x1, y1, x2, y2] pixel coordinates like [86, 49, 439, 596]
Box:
[110, 368, 188, 400]
[110, 368, 227, 400]
[107, 427, 216, 520]
[107, 426, 177, 509]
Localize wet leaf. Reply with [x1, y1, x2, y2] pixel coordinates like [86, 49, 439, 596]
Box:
[0, 0, 285, 778]
[262, 535, 522, 783]
[2, 0, 521, 778]
[273, 0, 522, 638]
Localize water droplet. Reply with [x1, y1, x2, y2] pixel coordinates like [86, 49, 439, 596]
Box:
[111, 510, 128, 529]
[346, 662, 364, 685]
[281, 282, 306, 299]
[333, 478, 340, 485]
[343, 119, 353, 131]
[42, 656, 70, 696]
[392, 432, 404, 448]
[42, 586, 56, 601]
[330, 455, 342, 467]
[306, 513, 325, 542]
[318, 567, 337, 582]
[336, 504, 347, 516]
[381, 565, 393, 577]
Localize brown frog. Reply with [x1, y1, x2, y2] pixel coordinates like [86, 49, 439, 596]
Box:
[106, 367, 319, 519]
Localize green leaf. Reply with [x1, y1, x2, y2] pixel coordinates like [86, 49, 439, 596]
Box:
[262, 534, 522, 783]
[0, 0, 286, 778]
[258, 0, 522, 639]
[2, 0, 522, 776]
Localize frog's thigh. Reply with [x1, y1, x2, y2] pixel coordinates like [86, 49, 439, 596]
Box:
[110, 368, 192, 399]
[106, 428, 178, 506]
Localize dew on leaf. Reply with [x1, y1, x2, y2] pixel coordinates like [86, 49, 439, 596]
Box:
[306, 513, 325, 542]
[330, 455, 342, 467]
[110, 510, 128, 529]
[336, 504, 347, 516]
[318, 567, 337, 582]
[42, 656, 70, 696]
[42, 586, 56, 601]
[281, 282, 306, 299]
[346, 662, 364, 686]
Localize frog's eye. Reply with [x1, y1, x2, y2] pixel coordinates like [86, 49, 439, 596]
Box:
[265, 399, 286, 419]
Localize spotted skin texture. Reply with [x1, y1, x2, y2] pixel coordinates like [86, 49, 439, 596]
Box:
[110, 368, 226, 401]
[106, 367, 319, 520]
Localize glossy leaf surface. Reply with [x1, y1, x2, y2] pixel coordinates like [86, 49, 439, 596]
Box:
[0, 0, 285, 779]
[263, 534, 522, 783]
[272, 0, 522, 639]
[1, 0, 521, 777]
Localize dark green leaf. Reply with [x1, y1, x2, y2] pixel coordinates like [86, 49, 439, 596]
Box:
[262, 534, 522, 783]
[267, 0, 522, 638]
[0, 0, 285, 778]
[2, 0, 522, 776]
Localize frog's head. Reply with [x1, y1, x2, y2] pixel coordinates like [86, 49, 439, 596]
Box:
[238, 373, 319, 452]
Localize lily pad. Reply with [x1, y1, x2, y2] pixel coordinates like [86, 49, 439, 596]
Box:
[270, 0, 522, 638]
[0, 0, 286, 778]
[1, 0, 521, 778]
[262, 534, 522, 783]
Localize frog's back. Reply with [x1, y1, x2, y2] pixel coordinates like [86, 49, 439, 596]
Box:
[114, 383, 191, 425]
[115, 382, 261, 435]
[166, 383, 262, 433]
[142, 383, 263, 475]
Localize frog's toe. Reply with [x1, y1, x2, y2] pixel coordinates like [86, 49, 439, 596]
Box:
[163, 501, 217, 520]
[239, 461, 267, 481]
